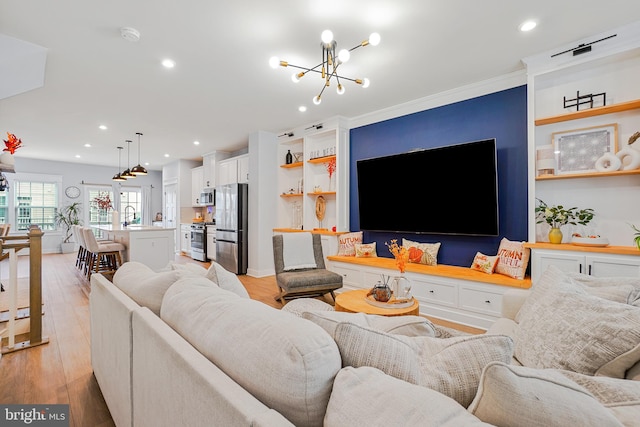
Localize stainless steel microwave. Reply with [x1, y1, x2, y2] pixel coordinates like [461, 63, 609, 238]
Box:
[199, 188, 215, 206]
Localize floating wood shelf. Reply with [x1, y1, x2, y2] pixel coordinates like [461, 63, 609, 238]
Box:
[536, 169, 640, 181]
[280, 193, 303, 197]
[307, 155, 336, 164]
[307, 191, 336, 196]
[535, 99, 640, 126]
[272, 228, 346, 236]
[524, 242, 640, 256]
[280, 162, 303, 169]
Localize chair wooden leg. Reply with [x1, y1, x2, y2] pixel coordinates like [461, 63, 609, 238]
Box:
[329, 290, 337, 304]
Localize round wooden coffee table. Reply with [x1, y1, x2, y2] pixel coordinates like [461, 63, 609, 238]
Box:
[335, 289, 420, 317]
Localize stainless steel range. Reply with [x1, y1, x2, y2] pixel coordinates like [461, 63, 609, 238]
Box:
[190, 222, 208, 262]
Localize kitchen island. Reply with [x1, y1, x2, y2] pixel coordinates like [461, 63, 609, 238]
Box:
[93, 225, 176, 271]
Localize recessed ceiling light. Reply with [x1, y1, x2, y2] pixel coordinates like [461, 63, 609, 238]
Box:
[84, 143, 91, 148]
[162, 59, 176, 68]
[164, 153, 170, 158]
[75, 154, 81, 158]
[298, 106, 307, 112]
[144, 162, 150, 166]
[193, 140, 200, 145]
[99, 125, 107, 130]
[519, 20, 537, 32]
[120, 27, 141, 42]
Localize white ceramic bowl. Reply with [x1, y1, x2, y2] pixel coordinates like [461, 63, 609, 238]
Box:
[571, 236, 610, 247]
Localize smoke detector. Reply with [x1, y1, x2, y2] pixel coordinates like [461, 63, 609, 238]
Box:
[120, 27, 141, 42]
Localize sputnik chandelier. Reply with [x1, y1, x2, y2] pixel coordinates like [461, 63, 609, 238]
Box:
[269, 30, 380, 105]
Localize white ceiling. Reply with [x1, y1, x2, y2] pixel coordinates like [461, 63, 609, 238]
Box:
[1, 1, 639, 171]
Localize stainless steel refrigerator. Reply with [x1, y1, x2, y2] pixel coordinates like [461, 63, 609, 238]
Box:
[215, 183, 248, 274]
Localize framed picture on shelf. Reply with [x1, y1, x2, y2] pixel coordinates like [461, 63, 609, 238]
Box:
[552, 123, 618, 175]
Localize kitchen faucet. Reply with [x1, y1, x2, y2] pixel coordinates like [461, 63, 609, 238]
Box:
[123, 205, 136, 226]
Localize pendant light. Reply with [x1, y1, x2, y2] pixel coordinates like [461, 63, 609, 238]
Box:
[112, 146, 127, 182]
[121, 140, 135, 179]
[131, 132, 148, 175]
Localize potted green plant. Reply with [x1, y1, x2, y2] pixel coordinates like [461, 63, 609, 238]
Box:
[55, 201, 83, 253]
[631, 224, 640, 251]
[535, 199, 594, 244]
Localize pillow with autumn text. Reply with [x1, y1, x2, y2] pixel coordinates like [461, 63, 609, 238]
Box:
[495, 238, 530, 280]
[337, 231, 363, 256]
[402, 238, 440, 266]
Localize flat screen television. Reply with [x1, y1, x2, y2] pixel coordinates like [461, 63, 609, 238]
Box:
[356, 138, 499, 236]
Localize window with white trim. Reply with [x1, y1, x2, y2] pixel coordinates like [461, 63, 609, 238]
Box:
[120, 188, 142, 224]
[13, 180, 58, 231]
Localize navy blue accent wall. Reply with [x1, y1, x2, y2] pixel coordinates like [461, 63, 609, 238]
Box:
[349, 85, 528, 267]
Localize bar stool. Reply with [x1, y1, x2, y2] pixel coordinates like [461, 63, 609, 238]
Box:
[74, 225, 87, 271]
[82, 227, 125, 279]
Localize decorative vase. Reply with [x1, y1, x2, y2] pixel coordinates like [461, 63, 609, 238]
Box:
[0, 152, 15, 166]
[392, 275, 412, 301]
[372, 281, 392, 302]
[549, 227, 563, 244]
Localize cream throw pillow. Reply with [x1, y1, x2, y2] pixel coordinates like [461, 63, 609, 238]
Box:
[161, 279, 341, 427]
[560, 370, 640, 426]
[514, 265, 640, 378]
[205, 261, 250, 298]
[113, 261, 204, 315]
[468, 362, 624, 427]
[302, 311, 437, 338]
[325, 367, 493, 427]
[333, 322, 513, 408]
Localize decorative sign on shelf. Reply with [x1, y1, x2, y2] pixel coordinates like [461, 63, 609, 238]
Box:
[563, 90, 606, 111]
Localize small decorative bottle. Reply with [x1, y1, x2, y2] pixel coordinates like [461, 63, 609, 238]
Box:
[285, 150, 293, 164]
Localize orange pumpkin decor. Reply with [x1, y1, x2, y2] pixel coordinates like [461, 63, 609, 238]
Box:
[408, 246, 423, 263]
[3, 132, 23, 154]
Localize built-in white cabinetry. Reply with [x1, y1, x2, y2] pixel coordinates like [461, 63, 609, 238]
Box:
[180, 223, 191, 255]
[328, 257, 530, 330]
[275, 118, 349, 234]
[191, 166, 203, 206]
[528, 244, 640, 283]
[523, 23, 640, 246]
[218, 154, 249, 185]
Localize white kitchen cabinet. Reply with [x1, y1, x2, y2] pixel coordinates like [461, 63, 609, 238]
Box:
[191, 166, 203, 206]
[237, 154, 249, 183]
[180, 224, 191, 255]
[202, 153, 216, 188]
[530, 247, 640, 283]
[217, 158, 236, 186]
[218, 154, 249, 185]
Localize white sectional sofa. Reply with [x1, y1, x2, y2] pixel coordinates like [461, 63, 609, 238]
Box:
[90, 262, 640, 427]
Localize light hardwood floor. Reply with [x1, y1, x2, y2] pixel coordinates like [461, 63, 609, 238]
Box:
[0, 252, 480, 426]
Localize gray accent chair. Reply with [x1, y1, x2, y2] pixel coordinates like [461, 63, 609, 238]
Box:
[272, 233, 343, 305]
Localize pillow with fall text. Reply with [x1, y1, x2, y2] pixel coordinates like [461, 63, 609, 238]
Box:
[355, 242, 377, 258]
[470, 252, 499, 274]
